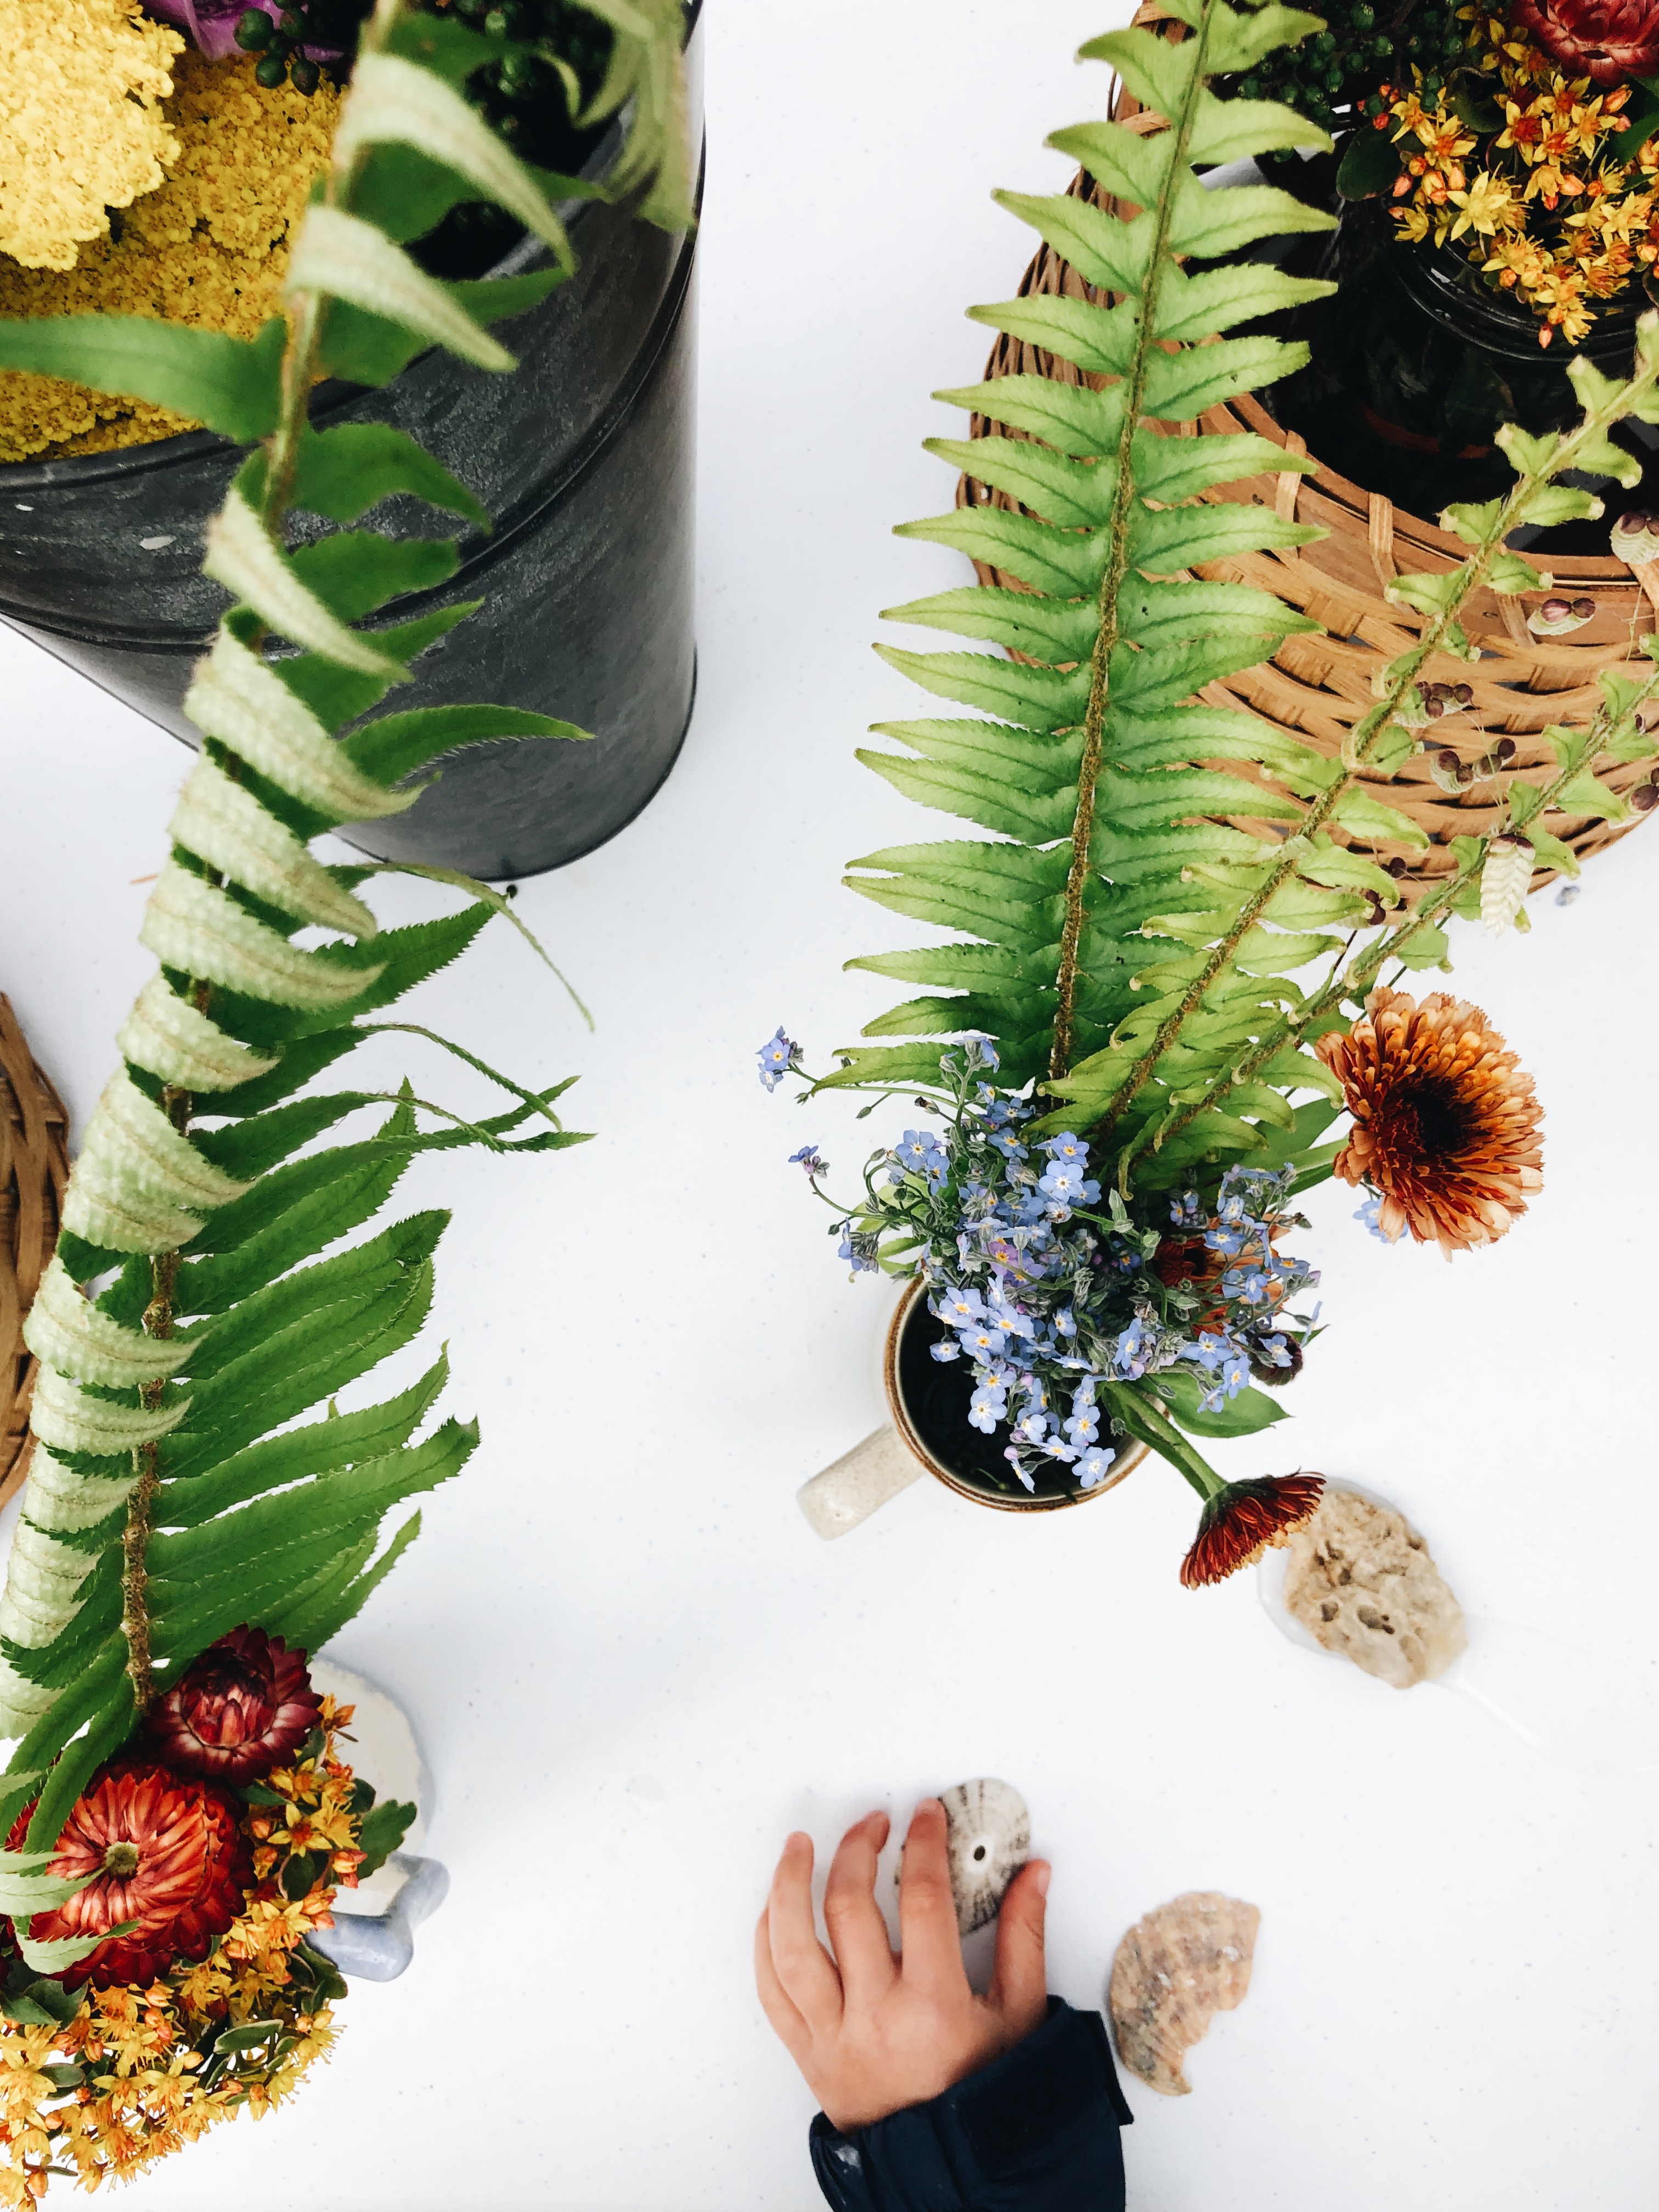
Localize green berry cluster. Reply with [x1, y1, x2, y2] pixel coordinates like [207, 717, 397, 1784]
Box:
[437, 0, 615, 172]
[232, 1, 371, 93]
[1224, 0, 1470, 139]
[227, 0, 623, 274]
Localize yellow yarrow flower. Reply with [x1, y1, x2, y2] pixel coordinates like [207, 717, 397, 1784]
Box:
[0, 0, 183, 271]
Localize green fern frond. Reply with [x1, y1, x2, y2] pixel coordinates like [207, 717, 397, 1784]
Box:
[0, 0, 689, 1863]
[828, 0, 1345, 1160]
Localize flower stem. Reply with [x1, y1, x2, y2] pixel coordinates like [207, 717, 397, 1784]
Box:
[1144, 654, 1659, 1161]
[1093, 348, 1659, 1180]
[1049, 0, 1212, 1084]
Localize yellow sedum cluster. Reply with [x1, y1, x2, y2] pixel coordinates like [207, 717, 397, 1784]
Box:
[0, 1699, 364, 2200]
[0, 48, 340, 462]
[1386, 9, 1659, 346]
[0, 0, 183, 274]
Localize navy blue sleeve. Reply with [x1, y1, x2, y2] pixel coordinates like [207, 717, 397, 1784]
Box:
[808, 1998, 1132, 2212]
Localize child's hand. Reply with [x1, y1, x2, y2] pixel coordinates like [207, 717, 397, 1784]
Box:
[754, 1796, 1050, 2132]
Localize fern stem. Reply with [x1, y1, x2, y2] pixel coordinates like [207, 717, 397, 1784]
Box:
[1048, 0, 1212, 1084]
[1149, 656, 1659, 1154]
[125, 1243, 183, 1715]
[1095, 358, 1659, 1181]
[121, 1451, 161, 1717]
[258, 0, 398, 538]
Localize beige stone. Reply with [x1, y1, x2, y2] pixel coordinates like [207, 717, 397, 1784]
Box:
[1109, 1892, 1260, 2097]
[1282, 1487, 1466, 1689]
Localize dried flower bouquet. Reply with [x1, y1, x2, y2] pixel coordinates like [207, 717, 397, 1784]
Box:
[767, 0, 1659, 1584]
[0, 0, 687, 2190]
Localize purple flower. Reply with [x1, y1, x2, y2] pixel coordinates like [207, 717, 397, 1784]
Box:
[145, 0, 348, 58]
[930, 1284, 987, 1329]
[758, 1027, 801, 1092]
[1113, 1316, 1154, 1379]
[788, 1144, 826, 1178]
[1074, 1444, 1116, 1490]
[1063, 1401, 1101, 1446]
[836, 1221, 880, 1273]
[1038, 1162, 1100, 1209]
[1355, 1194, 1390, 1241]
[968, 1383, 1008, 1434]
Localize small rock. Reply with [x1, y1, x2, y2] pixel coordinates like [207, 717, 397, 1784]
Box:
[1109, 1892, 1260, 2096]
[1282, 1487, 1466, 1689]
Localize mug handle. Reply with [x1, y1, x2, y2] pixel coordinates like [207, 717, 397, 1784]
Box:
[797, 1424, 923, 1540]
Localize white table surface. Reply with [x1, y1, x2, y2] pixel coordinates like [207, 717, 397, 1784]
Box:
[4, 3, 1658, 2204]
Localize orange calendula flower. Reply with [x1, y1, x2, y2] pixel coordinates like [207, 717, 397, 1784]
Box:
[1316, 988, 1544, 1255]
[1181, 1475, 1327, 1589]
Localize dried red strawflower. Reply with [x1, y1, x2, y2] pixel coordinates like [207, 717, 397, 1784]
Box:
[1181, 1474, 1326, 1589]
[145, 1626, 321, 1783]
[1509, 0, 1659, 83]
[1316, 988, 1543, 1257]
[7, 1761, 251, 1988]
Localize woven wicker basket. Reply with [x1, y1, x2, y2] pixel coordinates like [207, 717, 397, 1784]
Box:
[957, 0, 1659, 897]
[0, 997, 69, 1514]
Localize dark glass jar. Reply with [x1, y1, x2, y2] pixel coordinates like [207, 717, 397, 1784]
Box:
[1269, 200, 1659, 549]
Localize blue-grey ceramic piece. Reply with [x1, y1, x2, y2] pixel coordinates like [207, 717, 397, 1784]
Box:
[0, 3, 703, 880]
[309, 1853, 450, 1983]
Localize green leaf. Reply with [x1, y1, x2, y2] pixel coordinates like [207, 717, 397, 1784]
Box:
[1336, 122, 1404, 199]
[289, 533, 460, 624]
[24, 1698, 133, 1854]
[319, 268, 562, 386]
[213, 2018, 287, 2055]
[1517, 820, 1581, 877]
[275, 605, 480, 734]
[167, 1260, 437, 1484]
[246, 425, 490, 529]
[1393, 922, 1452, 968]
[356, 1798, 417, 1879]
[161, 1355, 447, 1527]
[1555, 769, 1629, 821]
[14, 1926, 127, 1976]
[1154, 1366, 1290, 1437]
[0, 315, 285, 442]
[3, 1978, 81, 2029]
[270, 1506, 424, 1654]
[339, 704, 591, 787]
